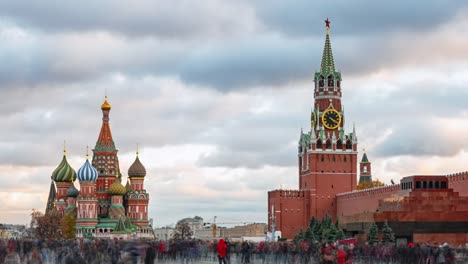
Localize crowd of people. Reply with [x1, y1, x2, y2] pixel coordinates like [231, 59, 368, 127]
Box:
[0, 237, 467, 264]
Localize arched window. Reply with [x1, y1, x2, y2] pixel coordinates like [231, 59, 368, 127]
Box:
[363, 166, 367, 173]
[336, 139, 343, 150]
[346, 139, 352, 149]
[316, 139, 323, 149]
[328, 75, 334, 87]
[319, 76, 324, 87]
[326, 139, 332, 149]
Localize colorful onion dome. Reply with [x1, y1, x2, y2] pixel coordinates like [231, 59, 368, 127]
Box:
[101, 96, 111, 111]
[77, 159, 98, 182]
[128, 154, 146, 178]
[66, 182, 79, 197]
[109, 176, 127, 196]
[51, 154, 76, 182]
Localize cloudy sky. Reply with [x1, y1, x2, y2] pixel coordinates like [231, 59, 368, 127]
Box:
[2, 0, 468, 227]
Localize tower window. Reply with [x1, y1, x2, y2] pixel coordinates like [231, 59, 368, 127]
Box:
[317, 139, 323, 149]
[328, 76, 334, 87]
[326, 140, 332, 149]
[363, 166, 367, 173]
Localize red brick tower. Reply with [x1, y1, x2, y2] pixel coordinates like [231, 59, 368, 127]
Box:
[299, 18, 358, 220]
[125, 149, 150, 228]
[268, 19, 359, 239]
[76, 149, 99, 237]
[92, 96, 121, 217]
[359, 151, 372, 183]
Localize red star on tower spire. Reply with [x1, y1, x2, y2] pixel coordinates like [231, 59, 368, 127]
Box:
[325, 18, 330, 28]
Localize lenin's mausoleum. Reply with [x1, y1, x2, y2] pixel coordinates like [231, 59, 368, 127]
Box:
[268, 20, 468, 245]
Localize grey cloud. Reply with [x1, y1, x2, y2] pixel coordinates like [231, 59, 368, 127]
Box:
[179, 36, 317, 89]
[253, 0, 468, 36]
[0, 1, 257, 39]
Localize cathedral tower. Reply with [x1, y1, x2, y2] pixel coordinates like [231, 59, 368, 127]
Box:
[126, 149, 150, 228]
[50, 146, 76, 216]
[76, 149, 99, 237]
[297, 18, 358, 220]
[92, 96, 120, 218]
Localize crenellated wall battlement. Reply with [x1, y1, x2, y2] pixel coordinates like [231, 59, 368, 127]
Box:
[268, 189, 309, 199]
[336, 184, 400, 199]
[447, 171, 468, 182]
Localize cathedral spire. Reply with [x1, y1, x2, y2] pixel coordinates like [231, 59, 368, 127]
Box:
[320, 18, 336, 76]
[95, 96, 116, 150]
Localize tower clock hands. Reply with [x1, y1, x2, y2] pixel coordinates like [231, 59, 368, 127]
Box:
[329, 117, 338, 123]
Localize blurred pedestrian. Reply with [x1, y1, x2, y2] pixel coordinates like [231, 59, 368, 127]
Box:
[217, 238, 228, 264]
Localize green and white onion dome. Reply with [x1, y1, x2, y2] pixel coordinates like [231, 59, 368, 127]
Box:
[51, 155, 76, 182]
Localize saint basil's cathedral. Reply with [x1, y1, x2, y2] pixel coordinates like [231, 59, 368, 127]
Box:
[46, 97, 153, 239]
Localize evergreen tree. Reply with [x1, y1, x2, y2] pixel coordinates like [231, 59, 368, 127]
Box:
[367, 222, 379, 246]
[309, 216, 318, 229]
[326, 222, 338, 243]
[381, 221, 395, 243]
[336, 227, 345, 241]
[322, 215, 332, 229]
[305, 227, 315, 242]
[312, 218, 321, 238]
[294, 229, 305, 242]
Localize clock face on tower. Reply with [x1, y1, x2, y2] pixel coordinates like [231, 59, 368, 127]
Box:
[321, 108, 341, 129]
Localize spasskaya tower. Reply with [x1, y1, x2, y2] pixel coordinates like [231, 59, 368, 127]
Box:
[268, 19, 358, 239]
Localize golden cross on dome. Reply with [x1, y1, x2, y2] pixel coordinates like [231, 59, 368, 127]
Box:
[63, 140, 67, 156]
[86, 145, 89, 159]
[136, 143, 139, 157]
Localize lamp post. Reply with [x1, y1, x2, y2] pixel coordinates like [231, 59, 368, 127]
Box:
[270, 205, 281, 241]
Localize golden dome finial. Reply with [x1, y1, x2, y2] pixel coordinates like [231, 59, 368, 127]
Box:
[136, 143, 139, 157]
[101, 95, 111, 111]
[63, 140, 67, 156]
[86, 145, 89, 159]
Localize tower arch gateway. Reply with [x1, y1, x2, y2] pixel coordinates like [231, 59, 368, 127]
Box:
[268, 19, 358, 239]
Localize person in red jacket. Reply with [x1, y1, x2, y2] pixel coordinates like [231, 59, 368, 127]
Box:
[336, 245, 346, 264]
[217, 238, 228, 264]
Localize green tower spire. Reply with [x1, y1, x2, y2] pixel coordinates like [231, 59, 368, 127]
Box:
[315, 18, 341, 80]
[320, 18, 335, 75]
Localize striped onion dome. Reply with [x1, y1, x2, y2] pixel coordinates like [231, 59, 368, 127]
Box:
[51, 155, 76, 182]
[128, 156, 146, 178]
[109, 177, 127, 196]
[66, 181, 79, 197]
[77, 159, 98, 182]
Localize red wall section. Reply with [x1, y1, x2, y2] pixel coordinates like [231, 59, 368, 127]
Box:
[268, 190, 310, 239]
[448, 172, 468, 196]
[336, 184, 401, 223]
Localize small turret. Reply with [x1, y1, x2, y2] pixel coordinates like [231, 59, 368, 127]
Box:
[359, 150, 372, 184]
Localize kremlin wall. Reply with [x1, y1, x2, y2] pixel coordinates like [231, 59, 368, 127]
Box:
[268, 20, 468, 246]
